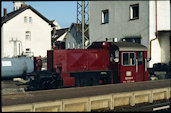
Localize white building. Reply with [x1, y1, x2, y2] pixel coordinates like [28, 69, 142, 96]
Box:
[51, 20, 61, 30]
[1, 1, 55, 58]
[89, 0, 171, 67]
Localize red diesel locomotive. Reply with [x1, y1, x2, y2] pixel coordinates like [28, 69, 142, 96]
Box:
[27, 41, 148, 90]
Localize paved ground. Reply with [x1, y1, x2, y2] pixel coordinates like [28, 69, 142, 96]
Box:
[2, 79, 171, 106]
[1, 79, 29, 95]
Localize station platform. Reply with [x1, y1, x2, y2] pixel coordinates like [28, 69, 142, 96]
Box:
[2, 79, 171, 112]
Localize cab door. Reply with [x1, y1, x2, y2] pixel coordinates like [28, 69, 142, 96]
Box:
[135, 51, 144, 82]
[120, 52, 136, 83]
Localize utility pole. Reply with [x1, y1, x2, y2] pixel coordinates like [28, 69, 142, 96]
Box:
[77, 1, 89, 49]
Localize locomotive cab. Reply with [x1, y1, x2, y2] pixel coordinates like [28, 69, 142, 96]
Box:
[89, 41, 148, 83]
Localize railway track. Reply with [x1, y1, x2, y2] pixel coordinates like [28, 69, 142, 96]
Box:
[108, 99, 171, 112]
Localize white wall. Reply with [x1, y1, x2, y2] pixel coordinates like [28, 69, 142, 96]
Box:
[149, 0, 170, 67]
[157, 1, 170, 31]
[2, 9, 52, 57]
[158, 33, 170, 64]
[1, 25, 4, 58]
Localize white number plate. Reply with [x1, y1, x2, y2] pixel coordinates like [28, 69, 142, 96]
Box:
[2, 61, 12, 66]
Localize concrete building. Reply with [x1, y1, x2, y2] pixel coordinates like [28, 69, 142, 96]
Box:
[89, 0, 171, 67]
[1, 1, 55, 58]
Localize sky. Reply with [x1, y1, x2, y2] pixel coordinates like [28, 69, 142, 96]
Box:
[1, 1, 77, 28]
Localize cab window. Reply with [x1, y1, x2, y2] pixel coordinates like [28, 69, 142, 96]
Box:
[110, 50, 119, 62]
[122, 52, 135, 66]
[137, 52, 143, 65]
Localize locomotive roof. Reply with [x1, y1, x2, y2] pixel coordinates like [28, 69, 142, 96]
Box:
[111, 42, 147, 51]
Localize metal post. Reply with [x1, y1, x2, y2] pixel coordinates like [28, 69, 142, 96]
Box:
[77, 1, 89, 49]
[82, 1, 85, 49]
[19, 43, 20, 55]
[14, 40, 17, 56]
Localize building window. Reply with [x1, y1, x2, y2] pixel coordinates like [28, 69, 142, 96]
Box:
[26, 48, 31, 52]
[130, 4, 139, 20]
[122, 52, 135, 66]
[24, 16, 27, 23]
[29, 17, 32, 23]
[25, 48, 31, 56]
[25, 31, 31, 40]
[73, 43, 75, 49]
[122, 37, 141, 44]
[101, 9, 109, 24]
[78, 44, 80, 49]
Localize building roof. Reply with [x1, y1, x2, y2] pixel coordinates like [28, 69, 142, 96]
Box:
[111, 42, 148, 51]
[50, 20, 55, 23]
[57, 32, 67, 41]
[158, 30, 171, 37]
[1, 5, 55, 27]
[52, 28, 69, 42]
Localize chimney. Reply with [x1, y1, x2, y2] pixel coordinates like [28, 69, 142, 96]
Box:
[20, 3, 27, 9]
[21, 4, 23, 8]
[4, 8, 7, 16]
